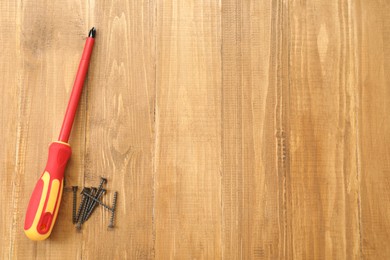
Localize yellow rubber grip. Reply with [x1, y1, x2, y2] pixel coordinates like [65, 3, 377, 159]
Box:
[24, 142, 71, 241]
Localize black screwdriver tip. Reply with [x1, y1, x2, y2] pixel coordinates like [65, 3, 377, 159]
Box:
[88, 27, 96, 38]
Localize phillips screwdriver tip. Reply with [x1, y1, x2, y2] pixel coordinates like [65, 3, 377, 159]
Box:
[88, 27, 96, 38]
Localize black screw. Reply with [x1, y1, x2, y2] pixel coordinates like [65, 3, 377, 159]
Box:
[88, 187, 106, 213]
[75, 187, 90, 223]
[86, 187, 97, 208]
[108, 192, 118, 228]
[79, 195, 91, 227]
[72, 186, 78, 224]
[76, 222, 81, 230]
[85, 189, 106, 221]
[82, 187, 97, 222]
[76, 193, 90, 230]
[81, 190, 113, 211]
[87, 177, 107, 214]
[97, 177, 107, 191]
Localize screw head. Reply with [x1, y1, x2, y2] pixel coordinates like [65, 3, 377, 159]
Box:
[81, 187, 91, 195]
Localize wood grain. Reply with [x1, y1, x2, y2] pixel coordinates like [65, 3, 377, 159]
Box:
[1, 0, 390, 259]
[0, 0, 20, 258]
[358, 0, 390, 258]
[221, 0, 288, 258]
[82, 0, 155, 258]
[154, 0, 221, 258]
[288, 1, 360, 258]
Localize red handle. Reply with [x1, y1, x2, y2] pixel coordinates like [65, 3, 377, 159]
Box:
[24, 142, 71, 240]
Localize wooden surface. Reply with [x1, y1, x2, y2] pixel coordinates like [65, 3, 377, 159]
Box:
[1, 0, 389, 259]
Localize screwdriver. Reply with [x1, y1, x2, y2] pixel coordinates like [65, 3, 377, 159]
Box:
[24, 27, 96, 241]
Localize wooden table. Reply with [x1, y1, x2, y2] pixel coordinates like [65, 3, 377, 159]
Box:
[1, 0, 389, 259]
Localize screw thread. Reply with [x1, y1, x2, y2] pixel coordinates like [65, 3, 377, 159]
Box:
[72, 186, 78, 224]
[79, 195, 90, 226]
[108, 192, 118, 228]
[85, 189, 106, 221]
[88, 178, 106, 212]
[82, 190, 112, 211]
[97, 177, 107, 191]
[83, 188, 97, 222]
[75, 195, 86, 223]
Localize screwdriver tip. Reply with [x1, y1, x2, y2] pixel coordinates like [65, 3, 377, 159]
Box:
[88, 27, 96, 38]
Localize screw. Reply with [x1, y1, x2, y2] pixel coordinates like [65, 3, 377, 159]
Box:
[82, 190, 113, 211]
[76, 193, 90, 229]
[75, 188, 90, 223]
[85, 189, 106, 221]
[97, 177, 107, 191]
[72, 186, 78, 224]
[87, 177, 107, 214]
[86, 187, 97, 206]
[82, 187, 97, 222]
[108, 192, 118, 228]
[76, 221, 82, 230]
[79, 195, 91, 226]
[90, 188, 106, 212]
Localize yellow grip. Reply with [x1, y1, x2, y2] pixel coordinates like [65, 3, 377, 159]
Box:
[24, 172, 64, 240]
[24, 141, 71, 241]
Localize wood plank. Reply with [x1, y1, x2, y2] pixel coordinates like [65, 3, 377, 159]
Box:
[9, 0, 89, 258]
[0, 0, 20, 258]
[154, 0, 221, 258]
[82, 0, 156, 258]
[288, 0, 361, 258]
[357, 0, 390, 258]
[221, 0, 289, 258]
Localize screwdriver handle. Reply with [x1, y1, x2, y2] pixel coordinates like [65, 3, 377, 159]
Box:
[24, 142, 71, 240]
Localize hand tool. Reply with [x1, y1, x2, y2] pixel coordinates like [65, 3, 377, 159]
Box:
[24, 27, 96, 241]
